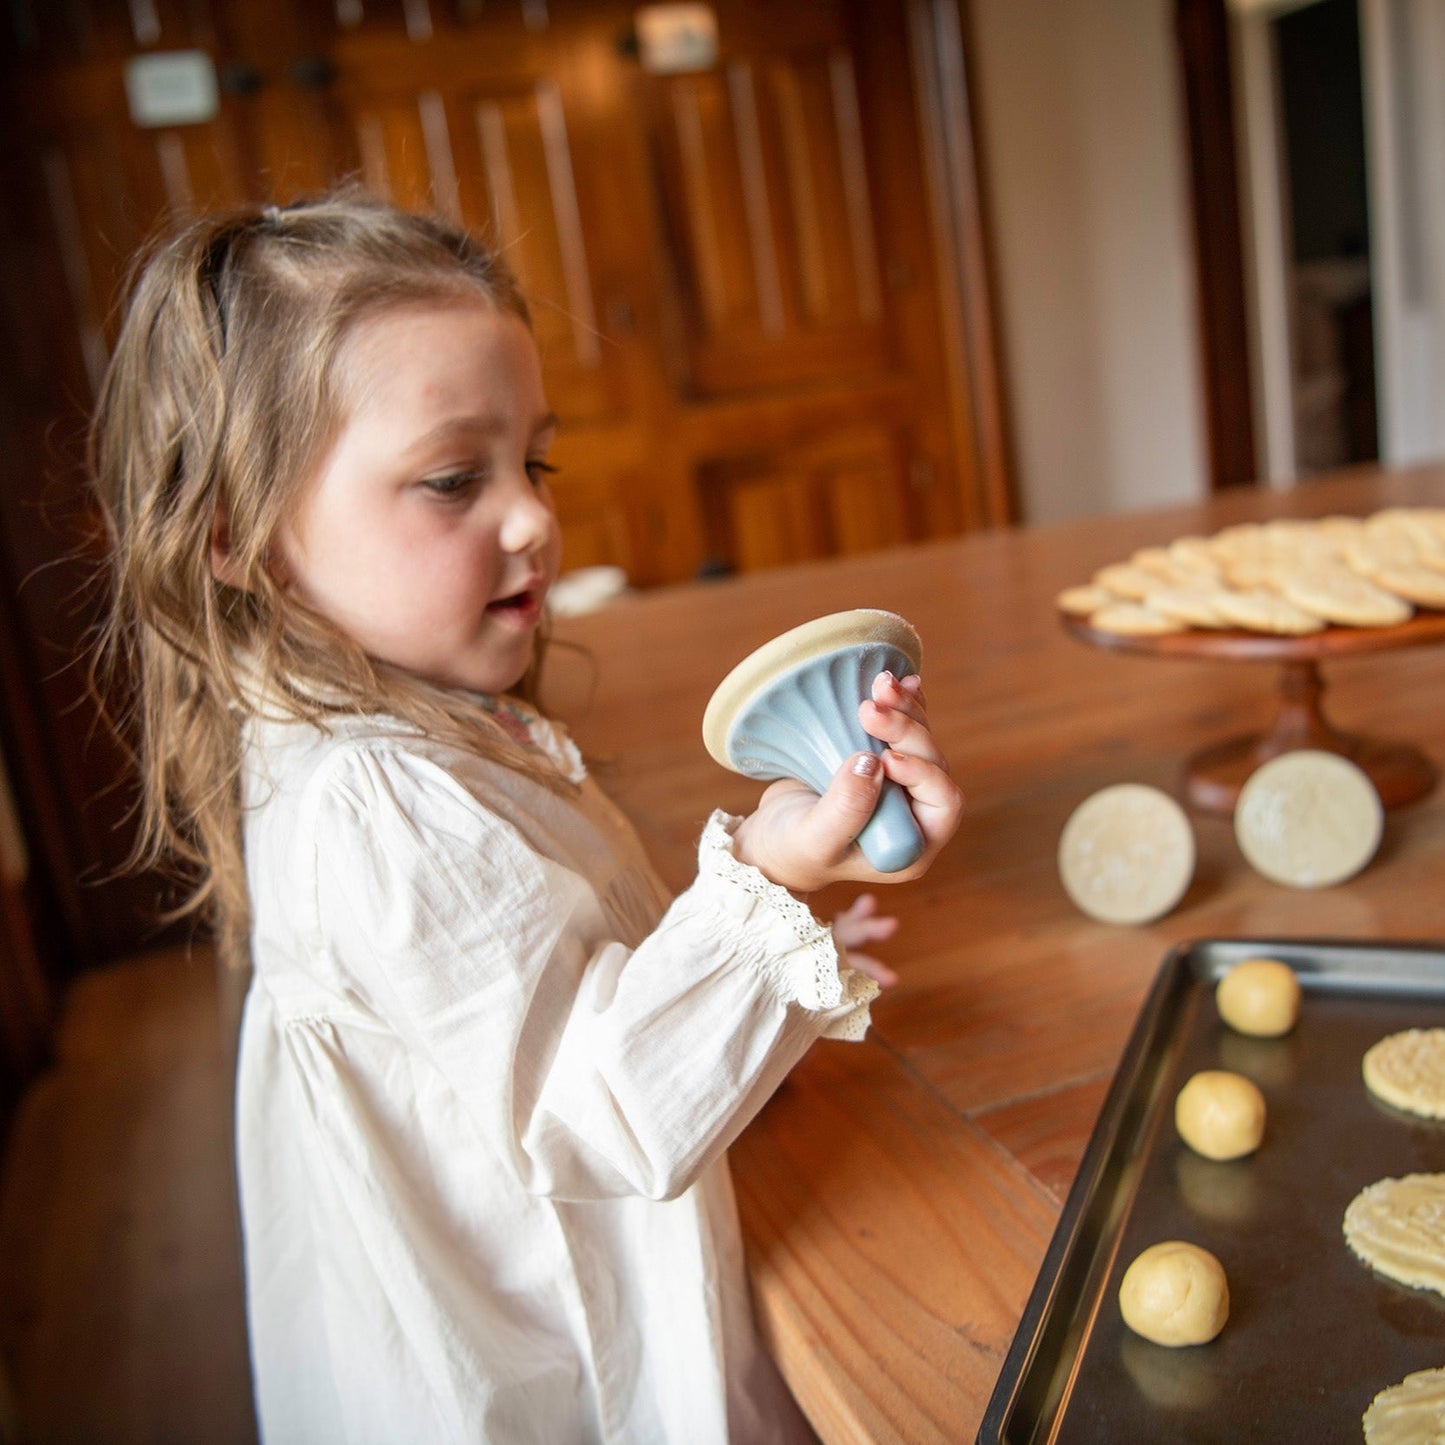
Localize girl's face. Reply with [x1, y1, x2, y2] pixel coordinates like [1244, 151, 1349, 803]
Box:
[275, 300, 562, 696]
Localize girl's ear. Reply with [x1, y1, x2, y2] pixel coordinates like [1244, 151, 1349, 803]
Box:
[209, 509, 248, 589]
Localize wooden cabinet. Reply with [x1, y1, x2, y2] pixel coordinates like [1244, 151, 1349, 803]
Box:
[0, 0, 1010, 961]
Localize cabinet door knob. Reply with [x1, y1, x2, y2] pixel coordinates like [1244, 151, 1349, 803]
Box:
[288, 55, 338, 90]
[219, 62, 265, 97]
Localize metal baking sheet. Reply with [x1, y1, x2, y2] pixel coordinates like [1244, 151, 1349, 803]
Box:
[979, 938, 1445, 1444]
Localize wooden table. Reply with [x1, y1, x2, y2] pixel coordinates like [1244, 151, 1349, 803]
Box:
[549, 463, 1445, 1443]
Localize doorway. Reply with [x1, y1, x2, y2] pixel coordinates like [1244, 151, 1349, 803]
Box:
[1225, 0, 1392, 485]
[1275, 0, 1378, 476]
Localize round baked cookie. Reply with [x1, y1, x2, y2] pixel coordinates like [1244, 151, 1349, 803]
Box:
[1131, 546, 1180, 580]
[1215, 957, 1300, 1037]
[1233, 750, 1383, 888]
[1217, 554, 1276, 591]
[1209, 522, 1267, 560]
[1118, 1241, 1229, 1347]
[1363, 1366, 1445, 1445]
[1058, 784, 1195, 924]
[1343, 1173, 1445, 1297]
[1093, 562, 1160, 601]
[1211, 588, 1326, 635]
[1088, 602, 1187, 637]
[1363, 1029, 1445, 1120]
[1270, 564, 1412, 628]
[1056, 583, 1114, 617]
[1348, 524, 1424, 573]
[1315, 513, 1368, 544]
[1168, 536, 1224, 576]
[1356, 562, 1445, 609]
[1144, 586, 1230, 629]
[1368, 509, 1445, 566]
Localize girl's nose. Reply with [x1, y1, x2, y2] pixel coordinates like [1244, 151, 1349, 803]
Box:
[499, 477, 555, 554]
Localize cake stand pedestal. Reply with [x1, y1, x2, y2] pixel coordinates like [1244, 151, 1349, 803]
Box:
[1061, 610, 1445, 816]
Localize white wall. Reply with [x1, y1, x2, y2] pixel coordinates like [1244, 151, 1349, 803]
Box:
[968, 0, 1210, 523]
[1361, 0, 1445, 467]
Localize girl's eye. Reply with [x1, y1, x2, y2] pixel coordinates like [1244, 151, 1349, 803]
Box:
[422, 469, 484, 497]
[526, 460, 559, 487]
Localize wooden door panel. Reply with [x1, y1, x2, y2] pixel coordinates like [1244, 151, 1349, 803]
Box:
[767, 50, 882, 330]
[651, 45, 890, 397]
[700, 424, 912, 574]
[454, 83, 608, 396]
[329, 66, 623, 426]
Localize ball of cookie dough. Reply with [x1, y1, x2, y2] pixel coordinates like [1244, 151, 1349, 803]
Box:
[1119, 1241, 1229, 1347]
[1216, 957, 1300, 1038]
[1174, 1070, 1266, 1160]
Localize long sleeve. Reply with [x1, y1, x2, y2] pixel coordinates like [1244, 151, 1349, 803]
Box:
[303, 740, 876, 1203]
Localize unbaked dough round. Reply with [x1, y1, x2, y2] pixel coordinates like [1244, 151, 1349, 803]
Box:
[1215, 957, 1301, 1038]
[1118, 1241, 1229, 1347]
[1174, 1070, 1266, 1160]
[1057, 784, 1195, 925]
[1233, 749, 1383, 888]
[1363, 1366, 1445, 1445]
[1343, 1173, 1445, 1297]
[1363, 1029, 1445, 1120]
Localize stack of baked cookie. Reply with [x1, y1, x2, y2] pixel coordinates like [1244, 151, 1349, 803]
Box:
[1058, 506, 1445, 637]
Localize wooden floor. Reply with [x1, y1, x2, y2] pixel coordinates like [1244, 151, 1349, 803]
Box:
[0, 943, 257, 1444]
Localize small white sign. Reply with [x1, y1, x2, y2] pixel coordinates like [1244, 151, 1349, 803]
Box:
[635, 4, 718, 75]
[124, 50, 220, 129]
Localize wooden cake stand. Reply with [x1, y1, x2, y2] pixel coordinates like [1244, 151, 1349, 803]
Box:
[1061, 609, 1445, 815]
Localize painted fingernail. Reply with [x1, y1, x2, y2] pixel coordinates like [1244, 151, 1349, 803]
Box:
[852, 752, 881, 778]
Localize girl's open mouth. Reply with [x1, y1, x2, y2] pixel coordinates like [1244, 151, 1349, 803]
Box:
[486, 588, 544, 624]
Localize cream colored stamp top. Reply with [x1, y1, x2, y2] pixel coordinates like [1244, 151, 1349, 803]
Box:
[702, 609, 922, 770]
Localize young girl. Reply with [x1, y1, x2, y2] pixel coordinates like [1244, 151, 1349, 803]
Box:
[91, 191, 962, 1444]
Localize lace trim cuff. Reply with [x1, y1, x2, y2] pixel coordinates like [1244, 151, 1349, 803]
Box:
[698, 810, 877, 1037]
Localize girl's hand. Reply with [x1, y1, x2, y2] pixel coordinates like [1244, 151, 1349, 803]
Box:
[730, 672, 963, 895]
[831, 893, 900, 987]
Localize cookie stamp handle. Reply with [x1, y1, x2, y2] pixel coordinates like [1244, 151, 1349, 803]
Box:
[855, 775, 925, 872]
[721, 637, 925, 873]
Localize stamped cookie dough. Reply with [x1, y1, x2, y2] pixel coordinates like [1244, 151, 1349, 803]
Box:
[1363, 1029, 1445, 1120]
[1343, 1174, 1445, 1297]
[1215, 956, 1301, 1037]
[1234, 749, 1384, 888]
[1174, 1070, 1266, 1160]
[1058, 784, 1195, 925]
[1118, 1241, 1229, 1346]
[1363, 1366, 1445, 1445]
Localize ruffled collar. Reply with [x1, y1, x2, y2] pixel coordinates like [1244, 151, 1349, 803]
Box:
[231, 652, 586, 784]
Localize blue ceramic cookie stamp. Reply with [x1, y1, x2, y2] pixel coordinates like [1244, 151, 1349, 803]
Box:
[702, 609, 925, 872]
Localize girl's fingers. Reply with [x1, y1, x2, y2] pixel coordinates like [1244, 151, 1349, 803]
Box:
[835, 908, 899, 947]
[837, 892, 879, 922]
[860, 697, 947, 768]
[879, 749, 965, 836]
[797, 751, 888, 865]
[870, 671, 928, 724]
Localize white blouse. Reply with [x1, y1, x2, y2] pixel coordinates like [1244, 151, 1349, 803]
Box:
[235, 703, 876, 1444]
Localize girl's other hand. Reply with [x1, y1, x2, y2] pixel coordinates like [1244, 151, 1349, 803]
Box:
[830, 893, 900, 987]
[730, 671, 963, 895]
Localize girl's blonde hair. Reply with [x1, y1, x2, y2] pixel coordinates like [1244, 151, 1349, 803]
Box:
[91, 189, 566, 971]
